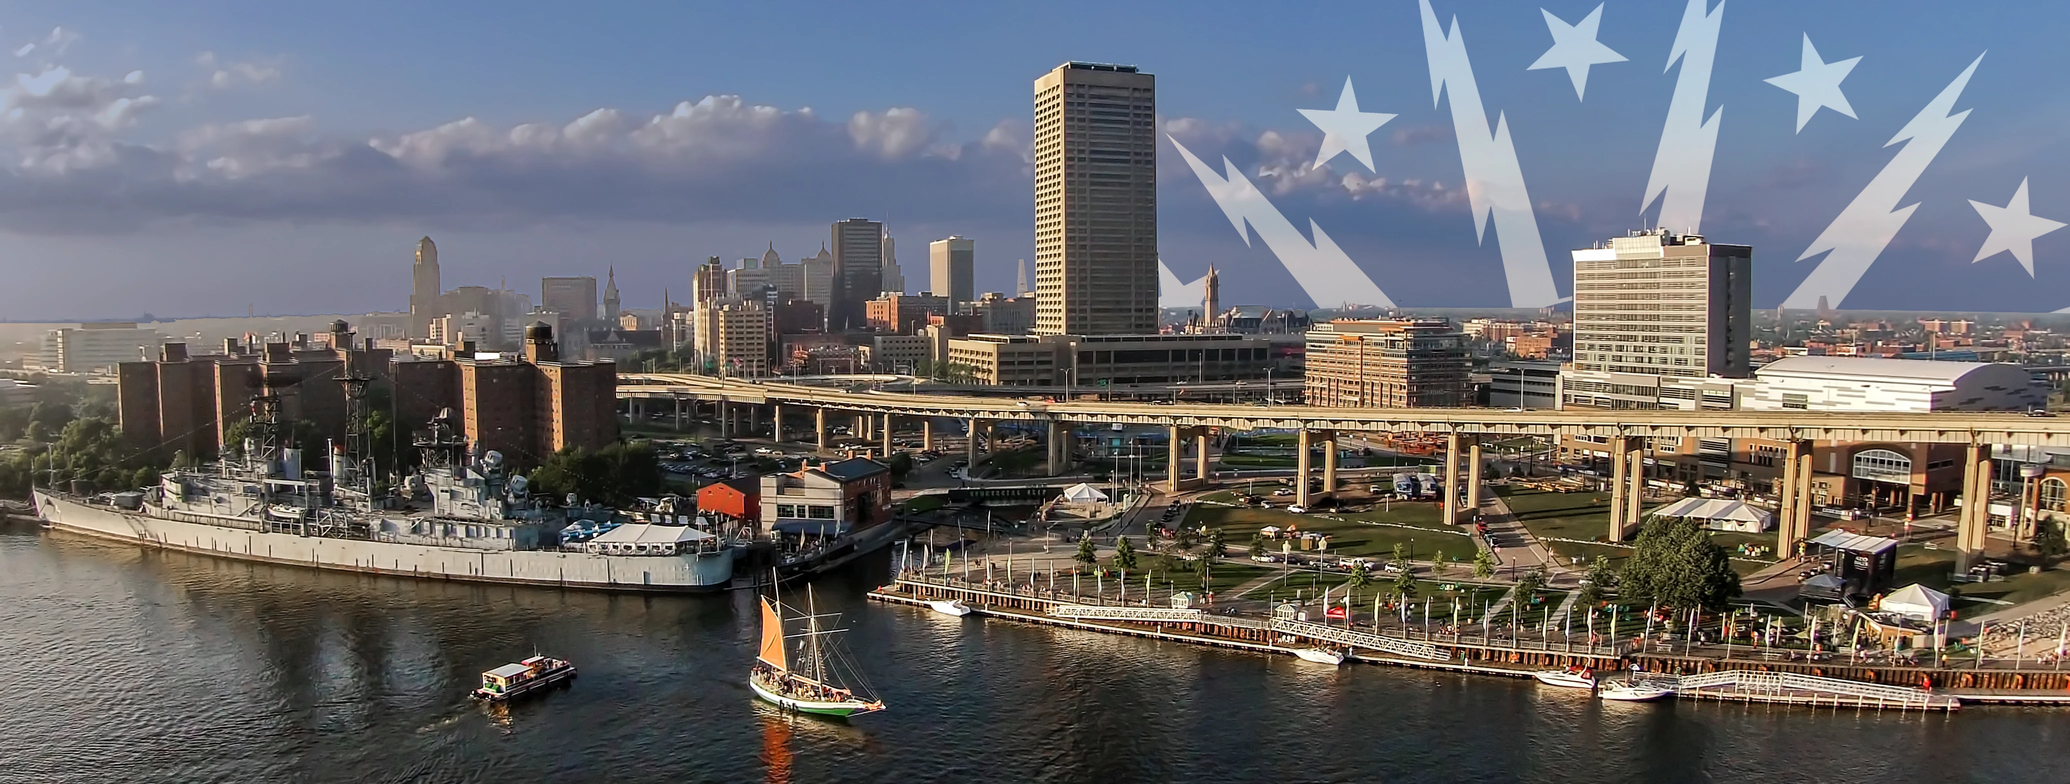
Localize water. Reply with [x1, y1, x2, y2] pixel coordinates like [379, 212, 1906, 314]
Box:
[4, 517, 2067, 784]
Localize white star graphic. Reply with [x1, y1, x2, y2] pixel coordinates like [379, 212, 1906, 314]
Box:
[1763, 34, 1860, 133]
[1970, 178, 2066, 277]
[1526, 4, 1626, 101]
[1297, 77, 1395, 172]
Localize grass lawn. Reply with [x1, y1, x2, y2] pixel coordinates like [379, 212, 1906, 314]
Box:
[1497, 487, 1778, 571]
[984, 448, 1045, 478]
[1335, 500, 1453, 532]
[1186, 504, 1473, 559]
[1892, 545, 2070, 610]
[1218, 453, 1299, 468]
[899, 495, 948, 515]
[1194, 562, 1278, 595]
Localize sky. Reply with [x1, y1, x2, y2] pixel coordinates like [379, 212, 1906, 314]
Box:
[1, 0, 2068, 320]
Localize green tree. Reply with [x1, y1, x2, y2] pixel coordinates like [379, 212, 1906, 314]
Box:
[1430, 551, 1449, 576]
[887, 451, 914, 478]
[1208, 527, 1227, 560]
[527, 441, 662, 507]
[1075, 533, 1098, 571]
[1390, 542, 1408, 569]
[1618, 516, 1741, 611]
[1114, 535, 1138, 572]
[1515, 565, 1547, 599]
[1348, 560, 1371, 589]
[1578, 557, 1617, 608]
[1249, 532, 1266, 559]
[2038, 516, 2070, 567]
[1392, 567, 1418, 602]
[1473, 548, 1495, 579]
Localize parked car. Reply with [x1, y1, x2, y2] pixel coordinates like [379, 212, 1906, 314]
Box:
[1273, 488, 1295, 497]
[1287, 505, 1309, 514]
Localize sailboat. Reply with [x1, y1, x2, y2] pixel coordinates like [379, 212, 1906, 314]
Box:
[749, 585, 886, 718]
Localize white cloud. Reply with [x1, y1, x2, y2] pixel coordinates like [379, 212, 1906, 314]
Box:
[846, 107, 933, 159]
[195, 51, 281, 89]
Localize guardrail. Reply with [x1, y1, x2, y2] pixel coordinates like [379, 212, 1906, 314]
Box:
[1271, 618, 1449, 661]
[1673, 670, 1952, 708]
[1050, 605, 1206, 623]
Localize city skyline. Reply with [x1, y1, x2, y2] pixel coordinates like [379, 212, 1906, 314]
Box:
[1, 2, 2068, 320]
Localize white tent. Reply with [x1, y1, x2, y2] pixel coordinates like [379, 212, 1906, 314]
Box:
[1647, 497, 1776, 533]
[1880, 583, 1951, 622]
[1060, 483, 1109, 503]
[583, 523, 714, 555]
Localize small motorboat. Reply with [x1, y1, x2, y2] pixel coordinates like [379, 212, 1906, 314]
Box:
[927, 599, 974, 617]
[1293, 647, 1348, 666]
[1533, 668, 1597, 689]
[471, 655, 577, 702]
[1598, 682, 1675, 702]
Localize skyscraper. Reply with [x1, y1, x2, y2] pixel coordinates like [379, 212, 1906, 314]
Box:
[929, 236, 976, 310]
[1561, 229, 1752, 409]
[410, 237, 440, 339]
[830, 218, 884, 331]
[1032, 62, 1159, 336]
[879, 229, 906, 295]
[541, 276, 599, 322]
[692, 256, 726, 305]
[1201, 264, 1220, 329]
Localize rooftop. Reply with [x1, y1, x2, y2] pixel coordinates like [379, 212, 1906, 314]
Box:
[1755, 356, 2010, 384]
[819, 457, 888, 482]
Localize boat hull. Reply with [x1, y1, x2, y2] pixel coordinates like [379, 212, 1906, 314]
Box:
[1533, 671, 1597, 689]
[1293, 648, 1347, 665]
[749, 677, 879, 718]
[1598, 686, 1673, 702]
[927, 600, 973, 617]
[473, 665, 578, 702]
[34, 492, 733, 593]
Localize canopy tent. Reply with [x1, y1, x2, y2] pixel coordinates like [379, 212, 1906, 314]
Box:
[1059, 483, 1109, 503]
[1646, 497, 1776, 533]
[1798, 573, 1847, 601]
[582, 523, 714, 555]
[1880, 583, 1952, 622]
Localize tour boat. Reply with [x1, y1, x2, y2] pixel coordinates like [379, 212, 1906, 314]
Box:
[1533, 668, 1597, 690]
[749, 587, 886, 719]
[1597, 682, 1675, 702]
[1293, 647, 1348, 666]
[471, 655, 577, 702]
[927, 599, 974, 617]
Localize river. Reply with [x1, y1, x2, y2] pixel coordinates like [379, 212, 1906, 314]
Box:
[3, 518, 2065, 783]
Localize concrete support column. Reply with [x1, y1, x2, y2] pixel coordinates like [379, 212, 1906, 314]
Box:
[984, 421, 997, 455]
[1608, 436, 1631, 542]
[1777, 443, 1801, 555]
[718, 397, 731, 439]
[772, 405, 784, 443]
[922, 420, 935, 452]
[673, 395, 685, 430]
[1623, 443, 1644, 534]
[1194, 431, 1211, 486]
[814, 408, 828, 453]
[1321, 430, 1339, 494]
[748, 405, 759, 436]
[1046, 421, 1068, 476]
[967, 418, 982, 469]
[1789, 442, 1814, 552]
[1297, 430, 1314, 508]
[1465, 441, 1483, 516]
[855, 413, 870, 441]
[1167, 425, 1185, 491]
[881, 413, 894, 457]
[1957, 444, 1991, 572]
[1443, 432, 1462, 525]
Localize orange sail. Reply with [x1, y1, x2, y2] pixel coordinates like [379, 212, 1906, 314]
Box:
[757, 597, 788, 672]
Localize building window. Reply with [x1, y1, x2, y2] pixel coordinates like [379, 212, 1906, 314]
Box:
[1781, 392, 1809, 410]
[1851, 449, 1912, 484]
[2044, 478, 2068, 512]
[807, 505, 837, 519]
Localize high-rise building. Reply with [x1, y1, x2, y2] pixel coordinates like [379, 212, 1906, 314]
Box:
[1033, 62, 1159, 336]
[410, 237, 440, 339]
[1303, 318, 1471, 408]
[1201, 265, 1220, 330]
[830, 218, 884, 331]
[541, 276, 599, 322]
[41, 323, 165, 374]
[1016, 259, 1028, 298]
[879, 229, 906, 295]
[929, 236, 976, 310]
[694, 301, 775, 377]
[801, 244, 835, 309]
[602, 267, 621, 323]
[1562, 229, 1752, 409]
[693, 256, 727, 305]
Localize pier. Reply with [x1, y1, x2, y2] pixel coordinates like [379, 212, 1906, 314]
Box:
[869, 575, 2070, 711]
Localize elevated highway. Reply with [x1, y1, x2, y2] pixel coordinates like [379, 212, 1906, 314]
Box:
[618, 372, 2070, 569]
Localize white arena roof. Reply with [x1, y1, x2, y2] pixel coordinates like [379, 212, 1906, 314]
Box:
[1755, 356, 2004, 384]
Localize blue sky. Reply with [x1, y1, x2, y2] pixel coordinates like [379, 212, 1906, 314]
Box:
[1, 0, 2066, 319]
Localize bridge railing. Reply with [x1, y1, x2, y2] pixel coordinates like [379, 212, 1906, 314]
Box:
[1270, 618, 1449, 661]
[1050, 605, 1206, 623]
[1673, 670, 1944, 706]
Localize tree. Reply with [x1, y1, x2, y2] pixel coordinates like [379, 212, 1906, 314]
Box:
[1348, 560, 1371, 589]
[1473, 548, 1495, 579]
[1578, 557, 1617, 607]
[1618, 516, 1742, 612]
[1114, 535, 1138, 572]
[1515, 565, 1547, 598]
[887, 451, 914, 479]
[1074, 533, 1098, 571]
[1208, 527, 1228, 560]
[527, 441, 662, 507]
[1430, 551, 1449, 576]
[1393, 567, 1418, 602]
[2039, 516, 2070, 567]
[1390, 542, 1409, 569]
[1249, 532, 1267, 559]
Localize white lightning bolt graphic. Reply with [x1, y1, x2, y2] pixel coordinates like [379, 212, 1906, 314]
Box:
[1418, 0, 1561, 308]
[1641, 0, 1725, 232]
[1783, 54, 1984, 309]
[1168, 137, 1395, 309]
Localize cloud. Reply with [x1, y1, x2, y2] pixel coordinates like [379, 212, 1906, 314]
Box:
[1389, 124, 1454, 146]
[846, 107, 934, 159]
[12, 27, 81, 60]
[195, 51, 282, 89]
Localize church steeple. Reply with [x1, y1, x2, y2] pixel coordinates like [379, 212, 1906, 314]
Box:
[603, 266, 622, 323]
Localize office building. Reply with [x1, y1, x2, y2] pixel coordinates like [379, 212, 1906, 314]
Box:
[1563, 229, 1752, 409]
[693, 257, 727, 305]
[694, 301, 775, 377]
[865, 293, 949, 335]
[929, 236, 976, 309]
[759, 458, 893, 535]
[1303, 319, 1471, 408]
[542, 276, 600, 322]
[864, 335, 932, 373]
[42, 323, 165, 374]
[945, 332, 1270, 387]
[973, 293, 1037, 335]
[410, 236, 440, 338]
[879, 229, 906, 295]
[1486, 360, 1563, 410]
[800, 244, 835, 309]
[830, 219, 884, 331]
[1033, 62, 1159, 336]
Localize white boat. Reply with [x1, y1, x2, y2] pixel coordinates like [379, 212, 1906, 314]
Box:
[1293, 647, 1348, 666]
[1533, 669, 1597, 689]
[1598, 682, 1674, 702]
[927, 599, 973, 617]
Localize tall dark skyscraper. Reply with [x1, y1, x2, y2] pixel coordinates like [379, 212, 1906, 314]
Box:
[830, 218, 883, 331]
